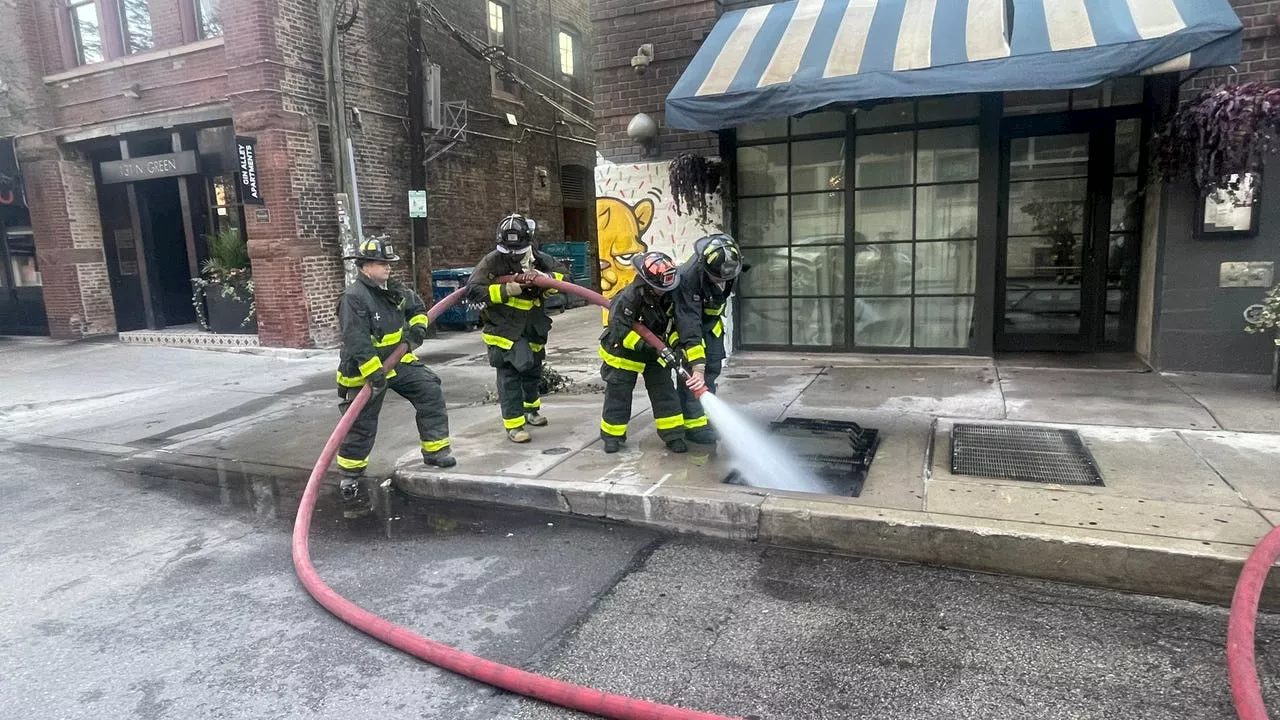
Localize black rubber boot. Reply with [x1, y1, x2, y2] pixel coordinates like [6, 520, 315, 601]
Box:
[687, 428, 717, 445]
[603, 438, 624, 454]
[665, 438, 689, 454]
[339, 475, 372, 519]
[422, 447, 458, 468]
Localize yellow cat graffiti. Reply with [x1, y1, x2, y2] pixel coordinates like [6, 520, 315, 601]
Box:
[596, 196, 654, 297]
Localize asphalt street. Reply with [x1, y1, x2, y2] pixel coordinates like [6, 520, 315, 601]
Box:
[5, 441, 1280, 720]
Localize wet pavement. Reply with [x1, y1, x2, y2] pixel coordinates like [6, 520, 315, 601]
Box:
[7, 440, 1280, 719]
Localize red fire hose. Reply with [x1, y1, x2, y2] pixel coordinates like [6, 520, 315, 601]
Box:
[292, 277, 732, 720]
[1229, 526, 1280, 719]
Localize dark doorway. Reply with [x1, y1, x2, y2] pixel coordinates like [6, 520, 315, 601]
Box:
[137, 178, 196, 326]
[996, 112, 1144, 353]
[99, 181, 147, 332]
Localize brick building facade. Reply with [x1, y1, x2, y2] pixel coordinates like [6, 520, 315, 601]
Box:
[592, 0, 1280, 375]
[0, 0, 594, 347]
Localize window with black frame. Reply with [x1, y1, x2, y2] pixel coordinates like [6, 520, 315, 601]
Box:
[734, 95, 982, 351]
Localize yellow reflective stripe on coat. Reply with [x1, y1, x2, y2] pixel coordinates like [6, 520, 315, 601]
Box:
[402, 352, 418, 365]
[503, 416, 526, 429]
[600, 419, 628, 437]
[622, 330, 642, 350]
[373, 328, 403, 348]
[704, 306, 724, 316]
[489, 284, 504, 303]
[599, 347, 645, 373]
[654, 414, 685, 430]
[685, 343, 707, 362]
[504, 297, 536, 311]
[336, 455, 369, 470]
[711, 319, 724, 338]
[409, 313, 428, 328]
[422, 438, 451, 453]
[483, 333, 515, 350]
[529, 343, 544, 352]
[335, 371, 365, 387]
[552, 271, 566, 281]
[359, 356, 383, 377]
[684, 415, 709, 429]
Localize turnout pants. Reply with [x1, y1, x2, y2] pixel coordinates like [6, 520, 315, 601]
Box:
[600, 361, 685, 444]
[336, 363, 451, 474]
[678, 331, 725, 433]
[488, 340, 545, 431]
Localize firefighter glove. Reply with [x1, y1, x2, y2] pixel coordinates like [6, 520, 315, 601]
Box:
[407, 324, 429, 348]
[368, 368, 388, 395]
[502, 281, 524, 299]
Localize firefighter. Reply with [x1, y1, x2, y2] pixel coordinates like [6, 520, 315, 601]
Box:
[598, 251, 693, 455]
[466, 214, 568, 443]
[672, 233, 745, 445]
[335, 235, 455, 518]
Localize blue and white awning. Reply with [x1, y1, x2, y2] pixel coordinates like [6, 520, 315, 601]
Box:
[665, 0, 1243, 131]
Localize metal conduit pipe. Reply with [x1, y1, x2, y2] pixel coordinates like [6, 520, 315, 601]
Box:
[292, 278, 727, 720]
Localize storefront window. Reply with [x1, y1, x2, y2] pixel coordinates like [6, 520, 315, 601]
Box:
[1004, 78, 1144, 116]
[6, 229, 41, 287]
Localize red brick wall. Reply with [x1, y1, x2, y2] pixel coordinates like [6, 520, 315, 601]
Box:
[591, 0, 719, 164]
[419, 0, 597, 270]
[1188, 2, 1280, 90]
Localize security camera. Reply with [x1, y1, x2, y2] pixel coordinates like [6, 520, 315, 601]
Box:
[632, 43, 654, 75]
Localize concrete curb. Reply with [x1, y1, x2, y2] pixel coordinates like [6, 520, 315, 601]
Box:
[394, 468, 1280, 608]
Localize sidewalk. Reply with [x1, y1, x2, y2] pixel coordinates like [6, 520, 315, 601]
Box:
[4, 314, 1279, 606]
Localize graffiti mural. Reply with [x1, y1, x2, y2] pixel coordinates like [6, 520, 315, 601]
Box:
[595, 160, 723, 298]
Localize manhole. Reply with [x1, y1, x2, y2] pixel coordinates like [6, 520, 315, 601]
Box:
[542, 447, 571, 455]
[950, 424, 1103, 486]
[724, 417, 880, 497]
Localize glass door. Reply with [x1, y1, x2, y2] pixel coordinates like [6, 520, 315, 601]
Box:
[998, 131, 1095, 351]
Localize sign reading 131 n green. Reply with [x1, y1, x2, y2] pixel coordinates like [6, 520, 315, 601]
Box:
[408, 190, 427, 218]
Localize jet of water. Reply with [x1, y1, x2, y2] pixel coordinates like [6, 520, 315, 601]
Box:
[698, 393, 828, 495]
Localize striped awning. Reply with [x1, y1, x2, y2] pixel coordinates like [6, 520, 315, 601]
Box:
[665, 0, 1243, 131]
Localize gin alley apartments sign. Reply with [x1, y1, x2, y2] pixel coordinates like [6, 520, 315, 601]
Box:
[100, 151, 198, 184]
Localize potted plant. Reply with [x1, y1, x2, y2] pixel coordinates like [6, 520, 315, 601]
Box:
[1244, 284, 1280, 392]
[668, 152, 723, 226]
[1149, 82, 1280, 193]
[192, 228, 257, 334]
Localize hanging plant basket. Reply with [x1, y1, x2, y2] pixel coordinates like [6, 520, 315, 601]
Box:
[668, 153, 723, 226]
[1149, 82, 1280, 193]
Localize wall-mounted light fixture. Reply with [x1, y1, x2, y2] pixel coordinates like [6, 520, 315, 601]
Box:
[627, 112, 659, 158]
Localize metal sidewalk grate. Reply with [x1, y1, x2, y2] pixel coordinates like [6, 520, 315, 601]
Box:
[724, 417, 880, 497]
[950, 424, 1104, 486]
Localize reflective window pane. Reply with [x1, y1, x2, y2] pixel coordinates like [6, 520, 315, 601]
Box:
[1004, 235, 1084, 335]
[737, 196, 788, 247]
[738, 118, 788, 141]
[737, 144, 788, 195]
[72, 2, 103, 65]
[791, 138, 845, 193]
[1008, 179, 1087, 236]
[791, 246, 845, 296]
[855, 187, 912, 244]
[197, 0, 222, 38]
[1109, 77, 1144, 106]
[914, 297, 974, 348]
[855, 132, 913, 187]
[918, 95, 980, 122]
[791, 192, 843, 245]
[917, 127, 979, 184]
[915, 240, 976, 295]
[741, 298, 790, 345]
[738, 247, 789, 297]
[854, 243, 912, 296]
[1111, 176, 1140, 232]
[855, 298, 911, 347]
[916, 183, 978, 240]
[1003, 90, 1069, 116]
[792, 112, 846, 135]
[1010, 134, 1089, 180]
[1105, 233, 1140, 343]
[120, 0, 153, 53]
[857, 102, 914, 129]
[1115, 118, 1141, 174]
[793, 298, 846, 346]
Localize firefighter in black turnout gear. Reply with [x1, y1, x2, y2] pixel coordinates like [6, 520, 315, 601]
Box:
[335, 236, 454, 518]
[672, 233, 745, 445]
[598, 251, 693, 455]
[466, 214, 568, 442]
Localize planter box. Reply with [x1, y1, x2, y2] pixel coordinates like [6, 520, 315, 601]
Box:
[204, 285, 257, 335]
